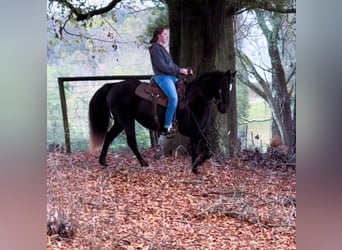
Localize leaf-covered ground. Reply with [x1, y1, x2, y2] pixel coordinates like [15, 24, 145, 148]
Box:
[47, 148, 296, 249]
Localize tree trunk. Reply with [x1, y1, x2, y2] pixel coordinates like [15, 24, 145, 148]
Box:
[269, 37, 292, 148]
[166, 0, 238, 158]
[291, 96, 296, 156]
[255, 9, 294, 152]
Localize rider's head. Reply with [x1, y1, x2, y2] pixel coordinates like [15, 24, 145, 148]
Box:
[150, 26, 169, 44]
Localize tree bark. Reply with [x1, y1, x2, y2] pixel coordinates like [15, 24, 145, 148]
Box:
[166, 0, 238, 158]
[260, 10, 292, 150]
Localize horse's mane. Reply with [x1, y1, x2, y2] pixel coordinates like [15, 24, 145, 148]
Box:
[188, 70, 224, 86]
[185, 70, 225, 99]
[198, 70, 225, 81]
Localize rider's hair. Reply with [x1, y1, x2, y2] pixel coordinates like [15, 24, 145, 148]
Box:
[149, 26, 168, 44]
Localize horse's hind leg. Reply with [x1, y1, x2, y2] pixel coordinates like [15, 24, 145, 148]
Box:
[124, 123, 149, 167]
[99, 122, 123, 167]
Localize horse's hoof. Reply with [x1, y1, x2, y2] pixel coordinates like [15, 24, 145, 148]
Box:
[141, 161, 149, 167]
[99, 160, 108, 167]
[192, 167, 199, 174]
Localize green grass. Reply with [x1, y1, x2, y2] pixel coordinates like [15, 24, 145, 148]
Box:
[247, 100, 272, 150]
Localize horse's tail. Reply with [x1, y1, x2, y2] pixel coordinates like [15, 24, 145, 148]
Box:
[88, 83, 112, 155]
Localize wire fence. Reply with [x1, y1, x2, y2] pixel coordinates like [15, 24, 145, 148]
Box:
[238, 121, 272, 152]
[47, 76, 152, 152]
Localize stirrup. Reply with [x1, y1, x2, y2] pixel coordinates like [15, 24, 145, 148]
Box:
[161, 126, 177, 139]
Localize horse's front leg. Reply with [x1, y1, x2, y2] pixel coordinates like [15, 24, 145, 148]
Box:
[190, 137, 201, 174]
[190, 137, 212, 174]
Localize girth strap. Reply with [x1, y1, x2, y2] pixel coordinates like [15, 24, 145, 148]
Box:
[151, 93, 160, 134]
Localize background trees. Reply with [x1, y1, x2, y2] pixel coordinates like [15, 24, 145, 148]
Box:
[236, 9, 296, 155]
[48, 0, 296, 158]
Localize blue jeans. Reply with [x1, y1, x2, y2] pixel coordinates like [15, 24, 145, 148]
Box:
[154, 75, 178, 129]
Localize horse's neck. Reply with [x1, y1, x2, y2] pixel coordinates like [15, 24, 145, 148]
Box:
[186, 82, 210, 106]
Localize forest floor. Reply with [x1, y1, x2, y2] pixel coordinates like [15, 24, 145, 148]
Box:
[47, 147, 296, 250]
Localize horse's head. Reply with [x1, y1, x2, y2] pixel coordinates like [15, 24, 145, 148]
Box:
[214, 70, 236, 114]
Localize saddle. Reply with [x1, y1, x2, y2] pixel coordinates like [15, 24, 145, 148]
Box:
[135, 78, 186, 110]
[135, 78, 187, 135]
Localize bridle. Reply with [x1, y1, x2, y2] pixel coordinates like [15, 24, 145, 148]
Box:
[212, 76, 233, 106]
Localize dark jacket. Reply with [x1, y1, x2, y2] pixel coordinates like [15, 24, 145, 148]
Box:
[149, 43, 180, 76]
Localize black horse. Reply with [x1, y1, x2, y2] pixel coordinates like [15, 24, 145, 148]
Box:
[89, 70, 236, 173]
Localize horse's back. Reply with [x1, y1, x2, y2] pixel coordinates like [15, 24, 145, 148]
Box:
[106, 79, 141, 107]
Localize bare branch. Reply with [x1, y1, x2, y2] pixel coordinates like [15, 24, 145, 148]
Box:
[237, 0, 296, 14]
[237, 49, 271, 98]
[286, 64, 296, 84]
[239, 117, 272, 124]
[62, 25, 114, 44]
[54, 0, 122, 21]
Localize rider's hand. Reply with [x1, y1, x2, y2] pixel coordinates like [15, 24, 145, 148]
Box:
[179, 68, 188, 75]
[180, 67, 193, 75]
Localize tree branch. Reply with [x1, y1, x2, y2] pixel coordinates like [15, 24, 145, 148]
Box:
[237, 49, 271, 99]
[55, 0, 122, 21]
[286, 64, 296, 84]
[239, 0, 296, 14]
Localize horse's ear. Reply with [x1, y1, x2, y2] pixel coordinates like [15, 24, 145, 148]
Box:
[232, 70, 237, 77]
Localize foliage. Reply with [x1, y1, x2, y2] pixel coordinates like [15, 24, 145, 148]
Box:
[47, 0, 166, 54]
[142, 3, 168, 43]
[47, 150, 296, 249]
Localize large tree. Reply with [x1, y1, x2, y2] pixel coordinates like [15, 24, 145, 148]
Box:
[49, 0, 296, 157]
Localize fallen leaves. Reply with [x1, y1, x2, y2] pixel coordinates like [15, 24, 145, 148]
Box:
[47, 148, 296, 249]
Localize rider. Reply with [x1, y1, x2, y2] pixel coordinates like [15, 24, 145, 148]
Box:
[149, 26, 192, 136]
